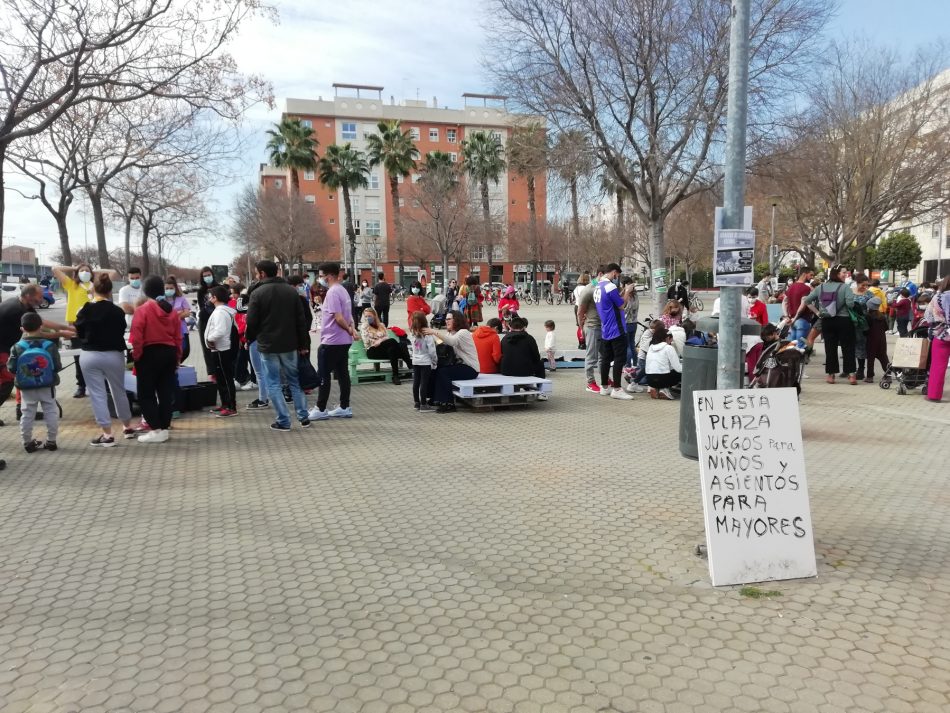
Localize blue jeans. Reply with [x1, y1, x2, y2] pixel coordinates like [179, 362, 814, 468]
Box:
[625, 323, 639, 366]
[249, 341, 267, 402]
[789, 318, 812, 344]
[259, 351, 309, 427]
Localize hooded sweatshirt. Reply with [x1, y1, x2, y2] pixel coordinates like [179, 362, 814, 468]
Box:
[500, 330, 543, 378]
[473, 325, 502, 373]
[204, 303, 237, 352]
[130, 298, 181, 362]
[645, 341, 682, 375]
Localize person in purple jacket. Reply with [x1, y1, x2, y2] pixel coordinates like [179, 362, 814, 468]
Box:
[594, 262, 634, 400]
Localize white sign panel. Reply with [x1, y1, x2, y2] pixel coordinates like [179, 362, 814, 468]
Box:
[714, 229, 756, 287]
[694, 388, 817, 587]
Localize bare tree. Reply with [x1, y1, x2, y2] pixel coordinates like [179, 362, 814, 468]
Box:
[0, 0, 272, 265]
[488, 0, 830, 310]
[232, 184, 329, 274]
[762, 41, 950, 269]
[666, 190, 717, 284]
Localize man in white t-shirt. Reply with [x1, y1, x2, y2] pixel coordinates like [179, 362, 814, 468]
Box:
[117, 266, 142, 317]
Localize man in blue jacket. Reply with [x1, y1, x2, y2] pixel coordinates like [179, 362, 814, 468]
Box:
[594, 263, 634, 400]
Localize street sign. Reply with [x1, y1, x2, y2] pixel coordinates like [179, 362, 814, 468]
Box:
[694, 388, 817, 587]
[652, 267, 669, 292]
[714, 229, 756, 287]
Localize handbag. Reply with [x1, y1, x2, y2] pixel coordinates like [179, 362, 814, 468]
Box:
[436, 342, 460, 367]
[298, 353, 320, 390]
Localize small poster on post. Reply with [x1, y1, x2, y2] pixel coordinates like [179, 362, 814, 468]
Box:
[694, 387, 817, 587]
[714, 229, 756, 287]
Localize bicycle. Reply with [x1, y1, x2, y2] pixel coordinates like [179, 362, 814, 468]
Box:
[391, 285, 406, 302]
[688, 291, 704, 312]
[544, 291, 554, 305]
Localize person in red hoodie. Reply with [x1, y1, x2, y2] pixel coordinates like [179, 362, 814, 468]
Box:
[473, 318, 503, 373]
[130, 275, 182, 444]
[747, 287, 769, 326]
[405, 280, 431, 326]
[497, 286, 520, 332]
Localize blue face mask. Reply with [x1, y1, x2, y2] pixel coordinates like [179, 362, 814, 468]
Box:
[203, 275, 213, 285]
[297, 286, 306, 295]
[367, 317, 376, 325]
[318, 277, 328, 288]
[130, 278, 141, 289]
[164, 288, 175, 299]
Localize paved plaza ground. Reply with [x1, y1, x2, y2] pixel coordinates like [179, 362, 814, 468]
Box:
[1, 299, 948, 712]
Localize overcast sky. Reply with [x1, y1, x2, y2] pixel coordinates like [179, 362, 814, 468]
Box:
[5, 0, 947, 270]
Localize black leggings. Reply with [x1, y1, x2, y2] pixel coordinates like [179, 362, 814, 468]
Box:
[821, 316, 856, 375]
[412, 365, 432, 405]
[647, 371, 681, 389]
[135, 344, 178, 430]
[599, 335, 626, 387]
[376, 304, 390, 326]
[366, 338, 410, 375]
[212, 351, 236, 410]
[317, 344, 351, 410]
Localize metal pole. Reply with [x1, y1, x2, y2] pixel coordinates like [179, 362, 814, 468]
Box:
[769, 203, 777, 276]
[717, 0, 752, 390]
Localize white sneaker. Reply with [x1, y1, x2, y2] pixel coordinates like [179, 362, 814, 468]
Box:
[138, 429, 169, 443]
[240, 382, 256, 391]
[625, 383, 645, 394]
[610, 389, 634, 400]
[307, 407, 330, 421]
[599, 386, 613, 396]
[328, 406, 352, 418]
[536, 393, 549, 401]
[658, 388, 675, 400]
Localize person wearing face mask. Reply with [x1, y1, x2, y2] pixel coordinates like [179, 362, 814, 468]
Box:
[359, 279, 373, 314]
[666, 279, 689, 312]
[406, 280, 431, 326]
[196, 266, 220, 380]
[164, 276, 193, 364]
[0, 285, 74, 427]
[52, 262, 119, 398]
[746, 288, 768, 326]
[118, 267, 143, 324]
[359, 308, 411, 384]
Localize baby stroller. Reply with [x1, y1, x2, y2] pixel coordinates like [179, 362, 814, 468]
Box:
[749, 341, 805, 395]
[879, 323, 929, 395]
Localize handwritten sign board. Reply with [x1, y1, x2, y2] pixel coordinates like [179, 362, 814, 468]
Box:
[891, 338, 929, 369]
[694, 388, 816, 586]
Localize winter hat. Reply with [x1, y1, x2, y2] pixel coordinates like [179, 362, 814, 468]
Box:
[866, 296, 882, 312]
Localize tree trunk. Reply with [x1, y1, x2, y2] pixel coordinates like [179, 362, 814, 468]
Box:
[390, 175, 403, 286]
[141, 219, 151, 275]
[86, 185, 111, 269]
[0, 145, 6, 284]
[570, 177, 581, 244]
[157, 234, 164, 276]
[290, 169, 299, 196]
[616, 192, 625, 234]
[123, 211, 133, 274]
[480, 179, 492, 273]
[650, 218, 666, 313]
[54, 214, 73, 266]
[442, 252, 450, 295]
[854, 246, 866, 273]
[342, 186, 357, 279]
[528, 174, 538, 295]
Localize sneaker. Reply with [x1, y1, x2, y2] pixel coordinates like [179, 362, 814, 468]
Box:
[133, 423, 151, 434]
[246, 399, 269, 410]
[658, 388, 674, 401]
[414, 402, 421, 410]
[171, 411, 181, 420]
[600, 385, 613, 396]
[91, 435, 117, 447]
[72, 387, 86, 398]
[300, 418, 311, 429]
[138, 429, 169, 444]
[122, 428, 137, 440]
[419, 404, 433, 412]
[307, 407, 330, 421]
[269, 422, 291, 432]
[328, 406, 352, 418]
[209, 407, 224, 414]
[43, 440, 58, 451]
[241, 382, 256, 392]
[610, 389, 634, 401]
[24, 439, 42, 453]
[537, 393, 549, 401]
[214, 408, 238, 418]
[625, 383, 645, 394]
[585, 382, 601, 394]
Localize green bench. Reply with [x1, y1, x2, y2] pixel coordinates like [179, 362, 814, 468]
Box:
[348, 332, 410, 384]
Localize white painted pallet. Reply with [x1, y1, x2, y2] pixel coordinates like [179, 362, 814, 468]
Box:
[451, 374, 553, 398]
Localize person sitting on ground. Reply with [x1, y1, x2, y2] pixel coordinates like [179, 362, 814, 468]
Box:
[645, 324, 682, 400]
[632, 319, 664, 390]
[406, 280, 431, 326]
[423, 310, 480, 413]
[360, 307, 411, 385]
[500, 317, 545, 380]
[473, 318, 502, 374]
[660, 299, 683, 328]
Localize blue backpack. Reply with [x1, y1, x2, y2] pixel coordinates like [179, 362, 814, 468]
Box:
[14, 339, 56, 389]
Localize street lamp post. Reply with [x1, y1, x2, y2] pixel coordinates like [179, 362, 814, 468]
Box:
[769, 196, 781, 276]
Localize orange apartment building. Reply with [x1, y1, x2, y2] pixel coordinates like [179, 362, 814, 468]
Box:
[259, 84, 549, 287]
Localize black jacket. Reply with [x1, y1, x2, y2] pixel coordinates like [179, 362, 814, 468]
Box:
[245, 278, 310, 354]
[500, 331, 544, 378]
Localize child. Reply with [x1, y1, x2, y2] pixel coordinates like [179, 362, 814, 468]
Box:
[864, 296, 889, 383]
[543, 320, 557, 371]
[747, 287, 769, 326]
[10, 312, 61, 453]
[409, 310, 437, 411]
[645, 325, 682, 400]
[204, 285, 238, 417]
[633, 319, 663, 389]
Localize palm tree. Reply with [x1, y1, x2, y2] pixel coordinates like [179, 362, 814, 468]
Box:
[366, 120, 419, 285]
[508, 123, 547, 287]
[461, 130, 506, 271]
[423, 151, 456, 175]
[600, 168, 629, 234]
[265, 118, 319, 195]
[318, 143, 369, 277]
[552, 130, 594, 270]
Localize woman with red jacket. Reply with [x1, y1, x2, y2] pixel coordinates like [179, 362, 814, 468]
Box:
[131, 275, 182, 444]
[406, 279, 431, 326]
[497, 285, 520, 331]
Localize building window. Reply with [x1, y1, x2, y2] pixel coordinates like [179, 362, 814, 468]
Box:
[369, 173, 380, 190]
[303, 170, 315, 181]
[491, 130, 503, 141]
[412, 174, 421, 184]
[397, 175, 404, 184]
[354, 219, 361, 235]
[350, 196, 360, 212]
[933, 222, 942, 239]
[304, 195, 315, 203]
[328, 194, 334, 200]
[366, 220, 381, 237]
[449, 152, 458, 163]
[398, 198, 405, 207]
[366, 196, 380, 212]
[447, 128, 457, 144]
[274, 179, 283, 189]
[412, 199, 420, 208]
[329, 218, 335, 224]
[409, 127, 420, 140]
[342, 122, 357, 140]
[300, 119, 312, 129]
[429, 128, 439, 141]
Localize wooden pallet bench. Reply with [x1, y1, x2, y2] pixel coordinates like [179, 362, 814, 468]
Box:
[451, 374, 553, 411]
[348, 335, 410, 385]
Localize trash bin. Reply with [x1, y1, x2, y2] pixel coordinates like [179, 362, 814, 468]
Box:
[679, 345, 719, 460]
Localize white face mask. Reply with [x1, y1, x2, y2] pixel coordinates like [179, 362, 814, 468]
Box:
[78, 271, 92, 283]
[412, 288, 420, 295]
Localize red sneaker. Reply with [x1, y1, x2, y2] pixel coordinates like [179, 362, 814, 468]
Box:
[214, 408, 238, 418]
[585, 382, 601, 394]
